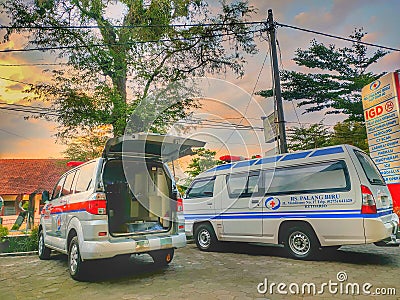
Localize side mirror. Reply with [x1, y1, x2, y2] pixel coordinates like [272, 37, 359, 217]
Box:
[42, 190, 50, 203]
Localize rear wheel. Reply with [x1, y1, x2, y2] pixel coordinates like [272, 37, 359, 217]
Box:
[150, 249, 174, 266]
[284, 225, 320, 260]
[194, 224, 219, 251]
[38, 230, 51, 260]
[68, 236, 86, 280]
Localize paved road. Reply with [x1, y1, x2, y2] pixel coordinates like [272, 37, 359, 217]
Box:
[0, 243, 399, 299]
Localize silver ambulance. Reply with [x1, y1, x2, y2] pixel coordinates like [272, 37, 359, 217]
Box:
[184, 145, 399, 259]
[38, 134, 204, 280]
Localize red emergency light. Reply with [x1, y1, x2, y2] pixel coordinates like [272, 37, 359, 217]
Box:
[67, 161, 85, 167]
[219, 155, 245, 162]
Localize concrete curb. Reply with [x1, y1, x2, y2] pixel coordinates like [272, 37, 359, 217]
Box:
[0, 251, 37, 257]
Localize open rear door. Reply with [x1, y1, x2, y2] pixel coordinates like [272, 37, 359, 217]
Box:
[102, 133, 205, 236]
[102, 133, 206, 161]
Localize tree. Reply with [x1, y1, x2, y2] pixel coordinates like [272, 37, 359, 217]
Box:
[287, 123, 331, 151]
[330, 121, 368, 152]
[287, 121, 368, 152]
[185, 148, 222, 178]
[2, 0, 258, 137]
[259, 28, 387, 122]
[63, 125, 113, 161]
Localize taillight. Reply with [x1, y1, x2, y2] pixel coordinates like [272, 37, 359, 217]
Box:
[361, 185, 377, 214]
[86, 193, 107, 215]
[176, 198, 183, 213]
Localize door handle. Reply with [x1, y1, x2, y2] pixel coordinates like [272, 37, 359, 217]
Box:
[249, 199, 262, 208]
[206, 202, 213, 206]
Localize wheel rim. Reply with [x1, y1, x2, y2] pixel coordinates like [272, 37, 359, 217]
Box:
[198, 229, 211, 249]
[38, 233, 43, 255]
[69, 244, 79, 274]
[288, 231, 311, 256]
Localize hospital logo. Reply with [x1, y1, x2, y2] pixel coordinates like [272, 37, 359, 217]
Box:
[265, 197, 280, 210]
[56, 215, 61, 231]
[370, 80, 381, 91]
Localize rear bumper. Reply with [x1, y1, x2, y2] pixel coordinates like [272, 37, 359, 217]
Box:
[364, 213, 399, 243]
[80, 232, 186, 260]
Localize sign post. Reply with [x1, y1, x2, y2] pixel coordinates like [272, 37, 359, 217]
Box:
[362, 71, 400, 211]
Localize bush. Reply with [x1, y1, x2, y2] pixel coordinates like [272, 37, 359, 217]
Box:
[1, 227, 38, 253]
[0, 225, 9, 242]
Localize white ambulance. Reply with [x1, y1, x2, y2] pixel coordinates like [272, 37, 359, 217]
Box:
[184, 145, 399, 259]
[38, 134, 204, 280]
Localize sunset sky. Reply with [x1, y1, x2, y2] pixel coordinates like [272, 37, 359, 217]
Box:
[0, 0, 399, 159]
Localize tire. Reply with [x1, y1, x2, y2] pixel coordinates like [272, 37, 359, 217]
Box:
[284, 225, 320, 260]
[194, 223, 219, 251]
[150, 249, 174, 266]
[38, 230, 51, 260]
[68, 236, 86, 281]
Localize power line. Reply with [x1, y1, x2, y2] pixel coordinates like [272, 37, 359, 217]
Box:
[0, 28, 261, 53]
[0, 21, 265, 30]
[277, 22, 400, 52]
[275, 29, 302, 128]
[0, 106, 59, 116]
[214, 49, 269, 152]
[0, 128, 30, 140]
[0, 101, 54, 111]
[0, 63, 67, 67]
[0, 76, 33, 86]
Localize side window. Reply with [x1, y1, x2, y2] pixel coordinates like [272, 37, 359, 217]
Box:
[75, 162, 96, 193]
[227, 172, 260, 198]
[354, 150, 385, 185]
[264, 160, 350, 195]
[61, 171, 76, 197]
[186, 177, 215, 199]
[51, 176, 66, 200]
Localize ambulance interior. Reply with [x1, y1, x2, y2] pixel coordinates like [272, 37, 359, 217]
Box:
[103, 159, 172, 236]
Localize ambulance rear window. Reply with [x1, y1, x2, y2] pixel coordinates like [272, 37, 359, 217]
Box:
[354, 150, 385, 185]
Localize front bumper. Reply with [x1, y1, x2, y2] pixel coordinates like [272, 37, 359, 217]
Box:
[79, 232, 186, 260]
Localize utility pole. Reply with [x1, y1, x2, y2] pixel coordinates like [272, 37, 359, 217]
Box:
[266, 9, 288, 153]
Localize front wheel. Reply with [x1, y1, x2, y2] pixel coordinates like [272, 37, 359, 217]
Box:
[38, 230, 51, 260]
[284, 226, 320, 260]
[194, 224, 219, 251]
[68, 236, 86, 281]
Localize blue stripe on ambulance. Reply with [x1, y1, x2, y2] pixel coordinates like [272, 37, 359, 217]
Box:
[184, 209, 393, 220]
[205, 146, 345, 173]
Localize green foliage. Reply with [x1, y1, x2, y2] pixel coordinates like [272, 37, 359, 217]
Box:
[63, 125, 113, 161]
[287, 121, 368, 152]
[0, 225, 9, 242]
[2, 0, 258, 137]
[1, 228, 39, 253]
[185, 148, 222, 178]
[287, 123, 332, 151]
[330, 121, 368, 153]
[259, 28, 387, 122]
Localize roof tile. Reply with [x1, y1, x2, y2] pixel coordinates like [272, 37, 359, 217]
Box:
[0, 159, 71, 194]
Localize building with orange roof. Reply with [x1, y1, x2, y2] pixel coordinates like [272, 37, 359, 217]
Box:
[0, 159, 71, 229]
